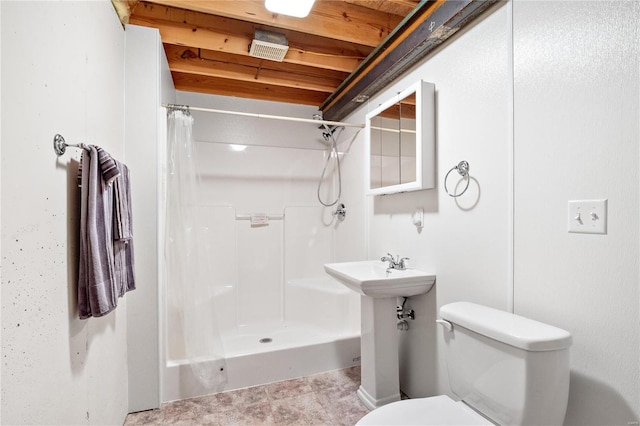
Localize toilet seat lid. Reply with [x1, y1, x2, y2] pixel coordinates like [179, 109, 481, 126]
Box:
[356, 395, 494, 426]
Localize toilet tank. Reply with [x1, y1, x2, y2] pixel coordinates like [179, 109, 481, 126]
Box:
[440, 302, 573, 426]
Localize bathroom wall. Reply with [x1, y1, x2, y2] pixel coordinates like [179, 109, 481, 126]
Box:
[512, 2, 639, 424]
[342, 2, 513, 398]
[191, 144, 334, 329]
[344, 1, 639, 423]
[124, 24, 176, 412]
[1, 2, 129, 424]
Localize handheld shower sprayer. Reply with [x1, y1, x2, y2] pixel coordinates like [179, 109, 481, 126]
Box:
[314, 113, 344, 209]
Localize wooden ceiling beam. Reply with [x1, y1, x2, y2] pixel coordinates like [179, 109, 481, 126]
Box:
[343, 0, 419, 17]
[142, 0, 403, 47]
[129, 18, 360, 73]
[125, 0, 490, 110]
[322, 0, 498, 120]
[172, 71, 328, 106]
[132, 2, 372, 57]
[129, 2, 367, 73]
[193, 47, 350, 81]
[111, 0, 138, 24]
[164, 45, 344, 93]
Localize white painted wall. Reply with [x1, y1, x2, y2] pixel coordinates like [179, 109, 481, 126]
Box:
[0, 15, 3, 423]
[176, 91, 326, 150]
[124, 24, 175, 413]
[343, 1, 639, 423]
[343, 3, 513, 398]
[512, 2, 639, 424]
[1, 2, 129, 424]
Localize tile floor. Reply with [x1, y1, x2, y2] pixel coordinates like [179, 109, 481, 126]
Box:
[124, 366, 370, 425]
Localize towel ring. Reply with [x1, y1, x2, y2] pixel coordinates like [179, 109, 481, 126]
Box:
[444, 160, 470, 197]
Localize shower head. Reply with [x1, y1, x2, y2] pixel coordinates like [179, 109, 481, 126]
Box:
[312, 113, 344, 144]
[312, 113, 333, 142]
[321, 126, 337, 142]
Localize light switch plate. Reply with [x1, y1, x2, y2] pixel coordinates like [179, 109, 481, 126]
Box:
[568, 199, 607, 234]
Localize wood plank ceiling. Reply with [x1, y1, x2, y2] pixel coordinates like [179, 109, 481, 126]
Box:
[114, 0, 494, 120]
[115, 0, 419, 104]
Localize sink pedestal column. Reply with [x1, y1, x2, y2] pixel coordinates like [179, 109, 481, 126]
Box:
[357, 295, 401, 410]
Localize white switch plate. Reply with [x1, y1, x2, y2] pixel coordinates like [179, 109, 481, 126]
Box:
[568, 199, 607, 234]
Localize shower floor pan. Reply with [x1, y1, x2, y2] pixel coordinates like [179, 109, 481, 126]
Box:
[163, 321, 360, 402]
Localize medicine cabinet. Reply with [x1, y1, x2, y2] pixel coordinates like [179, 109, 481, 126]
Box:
[365, 80, 435, 195]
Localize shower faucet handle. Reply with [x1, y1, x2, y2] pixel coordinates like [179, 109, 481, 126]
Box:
[332, 203, 346, 221]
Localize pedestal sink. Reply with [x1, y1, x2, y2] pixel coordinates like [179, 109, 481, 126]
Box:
[324, 261, 435, 410]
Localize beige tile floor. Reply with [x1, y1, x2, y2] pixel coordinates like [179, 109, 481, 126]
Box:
[125, 366, 370, 425]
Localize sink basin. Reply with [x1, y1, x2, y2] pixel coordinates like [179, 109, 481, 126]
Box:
[325, 260, 437, 409]
[324, 260, 435, 298]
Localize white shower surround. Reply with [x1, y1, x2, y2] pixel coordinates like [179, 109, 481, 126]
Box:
[160, 101, 362, 402]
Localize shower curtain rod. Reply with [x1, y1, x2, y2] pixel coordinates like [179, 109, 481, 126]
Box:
[163, 104, 364, 128]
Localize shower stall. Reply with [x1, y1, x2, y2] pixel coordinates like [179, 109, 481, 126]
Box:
[160, 98, 362, 402]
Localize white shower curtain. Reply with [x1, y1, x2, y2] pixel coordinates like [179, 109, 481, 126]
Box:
[165, 108, 227, 391]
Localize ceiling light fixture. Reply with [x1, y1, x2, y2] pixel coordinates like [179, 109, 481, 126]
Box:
[265, 0, 316, 18]
[229, 144, 248, 152]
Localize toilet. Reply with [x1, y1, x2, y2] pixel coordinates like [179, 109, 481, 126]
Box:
[357, 302, 573, 426]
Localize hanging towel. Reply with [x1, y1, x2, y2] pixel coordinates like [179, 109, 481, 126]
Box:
[77, 146, 135, 319]
[78, 146, 117, 318]
[96, 146, 120, 185]
[112, 160, 135, 296]
[112, 160, 132, 241]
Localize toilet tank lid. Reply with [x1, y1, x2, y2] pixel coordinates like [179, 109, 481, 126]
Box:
[440, 302, 573, 351]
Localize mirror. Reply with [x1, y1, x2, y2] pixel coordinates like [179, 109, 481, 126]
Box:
[366, 80, 435, 195]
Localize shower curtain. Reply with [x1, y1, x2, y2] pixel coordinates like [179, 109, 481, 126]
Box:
[165, 108, 227, 391]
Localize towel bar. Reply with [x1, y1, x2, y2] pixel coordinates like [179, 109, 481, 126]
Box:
[53, 134, 90, 156]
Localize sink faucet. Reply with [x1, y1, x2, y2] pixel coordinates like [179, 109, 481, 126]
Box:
[381, 253, 409, 270]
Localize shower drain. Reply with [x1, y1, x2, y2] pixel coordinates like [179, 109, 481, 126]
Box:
[259, 337, 273, 344]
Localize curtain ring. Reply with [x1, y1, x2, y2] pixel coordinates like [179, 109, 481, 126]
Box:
[444, 160, 470, 197]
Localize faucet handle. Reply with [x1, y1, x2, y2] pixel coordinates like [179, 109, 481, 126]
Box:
[381, 253, 394, 262]
[399, 257, 410, 268]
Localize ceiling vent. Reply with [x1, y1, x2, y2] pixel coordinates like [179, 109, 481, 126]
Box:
[249, 29, 289, 62]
